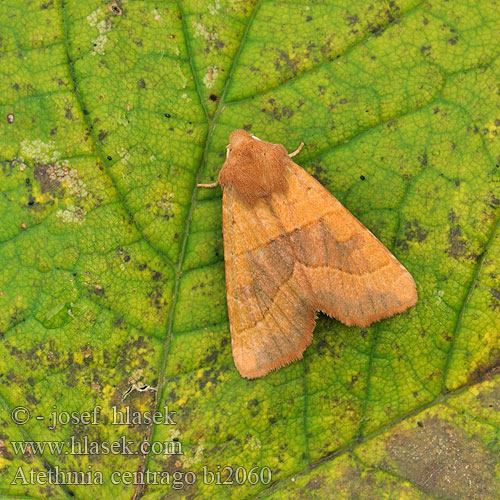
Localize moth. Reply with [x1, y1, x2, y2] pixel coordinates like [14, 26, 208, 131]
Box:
[199, 130, 417, 379]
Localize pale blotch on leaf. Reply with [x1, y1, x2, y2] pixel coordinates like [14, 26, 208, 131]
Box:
[12, 159, 27, 171]
[20, 139, 61, 164]
[175, 63, 188, 89]
[87, 8, 112, 55]
[168, 428, 181, 441]
[207, 0, 221, 15]
[192, 21, 219, 42]
[117, 147, 130, 165]
[203, 65, 219, 89]
[156, 192, 175, 218]
[180, 439, 205, 468]
[56, 205, 87, 224]
[115, 112, 129, 127]
[21, 139, 88, 197]
[36, 162, 88, 198]
[248, 436, 261, 450]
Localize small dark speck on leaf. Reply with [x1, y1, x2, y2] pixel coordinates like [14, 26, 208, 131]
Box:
[360, 175, 365, 180]
[123, 255, 130, 262]
[25, 178, 30, 185]
[417, 421, 424, 427]
[107, 155, 112, 160]
[164, 113, 171, 118]
[209, 94, 217, 101]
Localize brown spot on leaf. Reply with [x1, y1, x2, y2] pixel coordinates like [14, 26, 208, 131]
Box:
[275, 50, 299, 76]
[468, 350, 500, 383]
[477, 381, 500, 411]
[34, 164, 61, 192]
[387, 415, 499, 499]
[108, 1, 122, 15]
[305, 475, 326, 490]
[404, 220, 428, 243]
[490, 289, 500, 311]
[446, 226, 468, 259]
[346, 14, 359, 26]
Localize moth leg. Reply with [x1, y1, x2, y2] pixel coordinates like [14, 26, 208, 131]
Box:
[288, 141, 304, 158]
[197, 180, 219, 188]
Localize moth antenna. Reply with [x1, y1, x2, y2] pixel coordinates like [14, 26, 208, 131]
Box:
[197, 180, 220, 188]
[288, 141, 304, 158]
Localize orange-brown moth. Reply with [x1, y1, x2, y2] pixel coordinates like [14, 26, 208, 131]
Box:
[198, 130, 417, 379]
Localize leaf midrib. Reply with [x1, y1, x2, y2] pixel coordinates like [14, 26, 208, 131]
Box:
[130, 1, 264, 497]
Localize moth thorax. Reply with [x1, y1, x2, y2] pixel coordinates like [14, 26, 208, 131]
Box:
[219, 144, 289, 205]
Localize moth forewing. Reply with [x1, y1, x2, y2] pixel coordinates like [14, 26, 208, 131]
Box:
[198, 130, 417, 378]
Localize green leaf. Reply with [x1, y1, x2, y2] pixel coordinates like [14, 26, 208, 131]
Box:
[0, 0, 499, 499]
